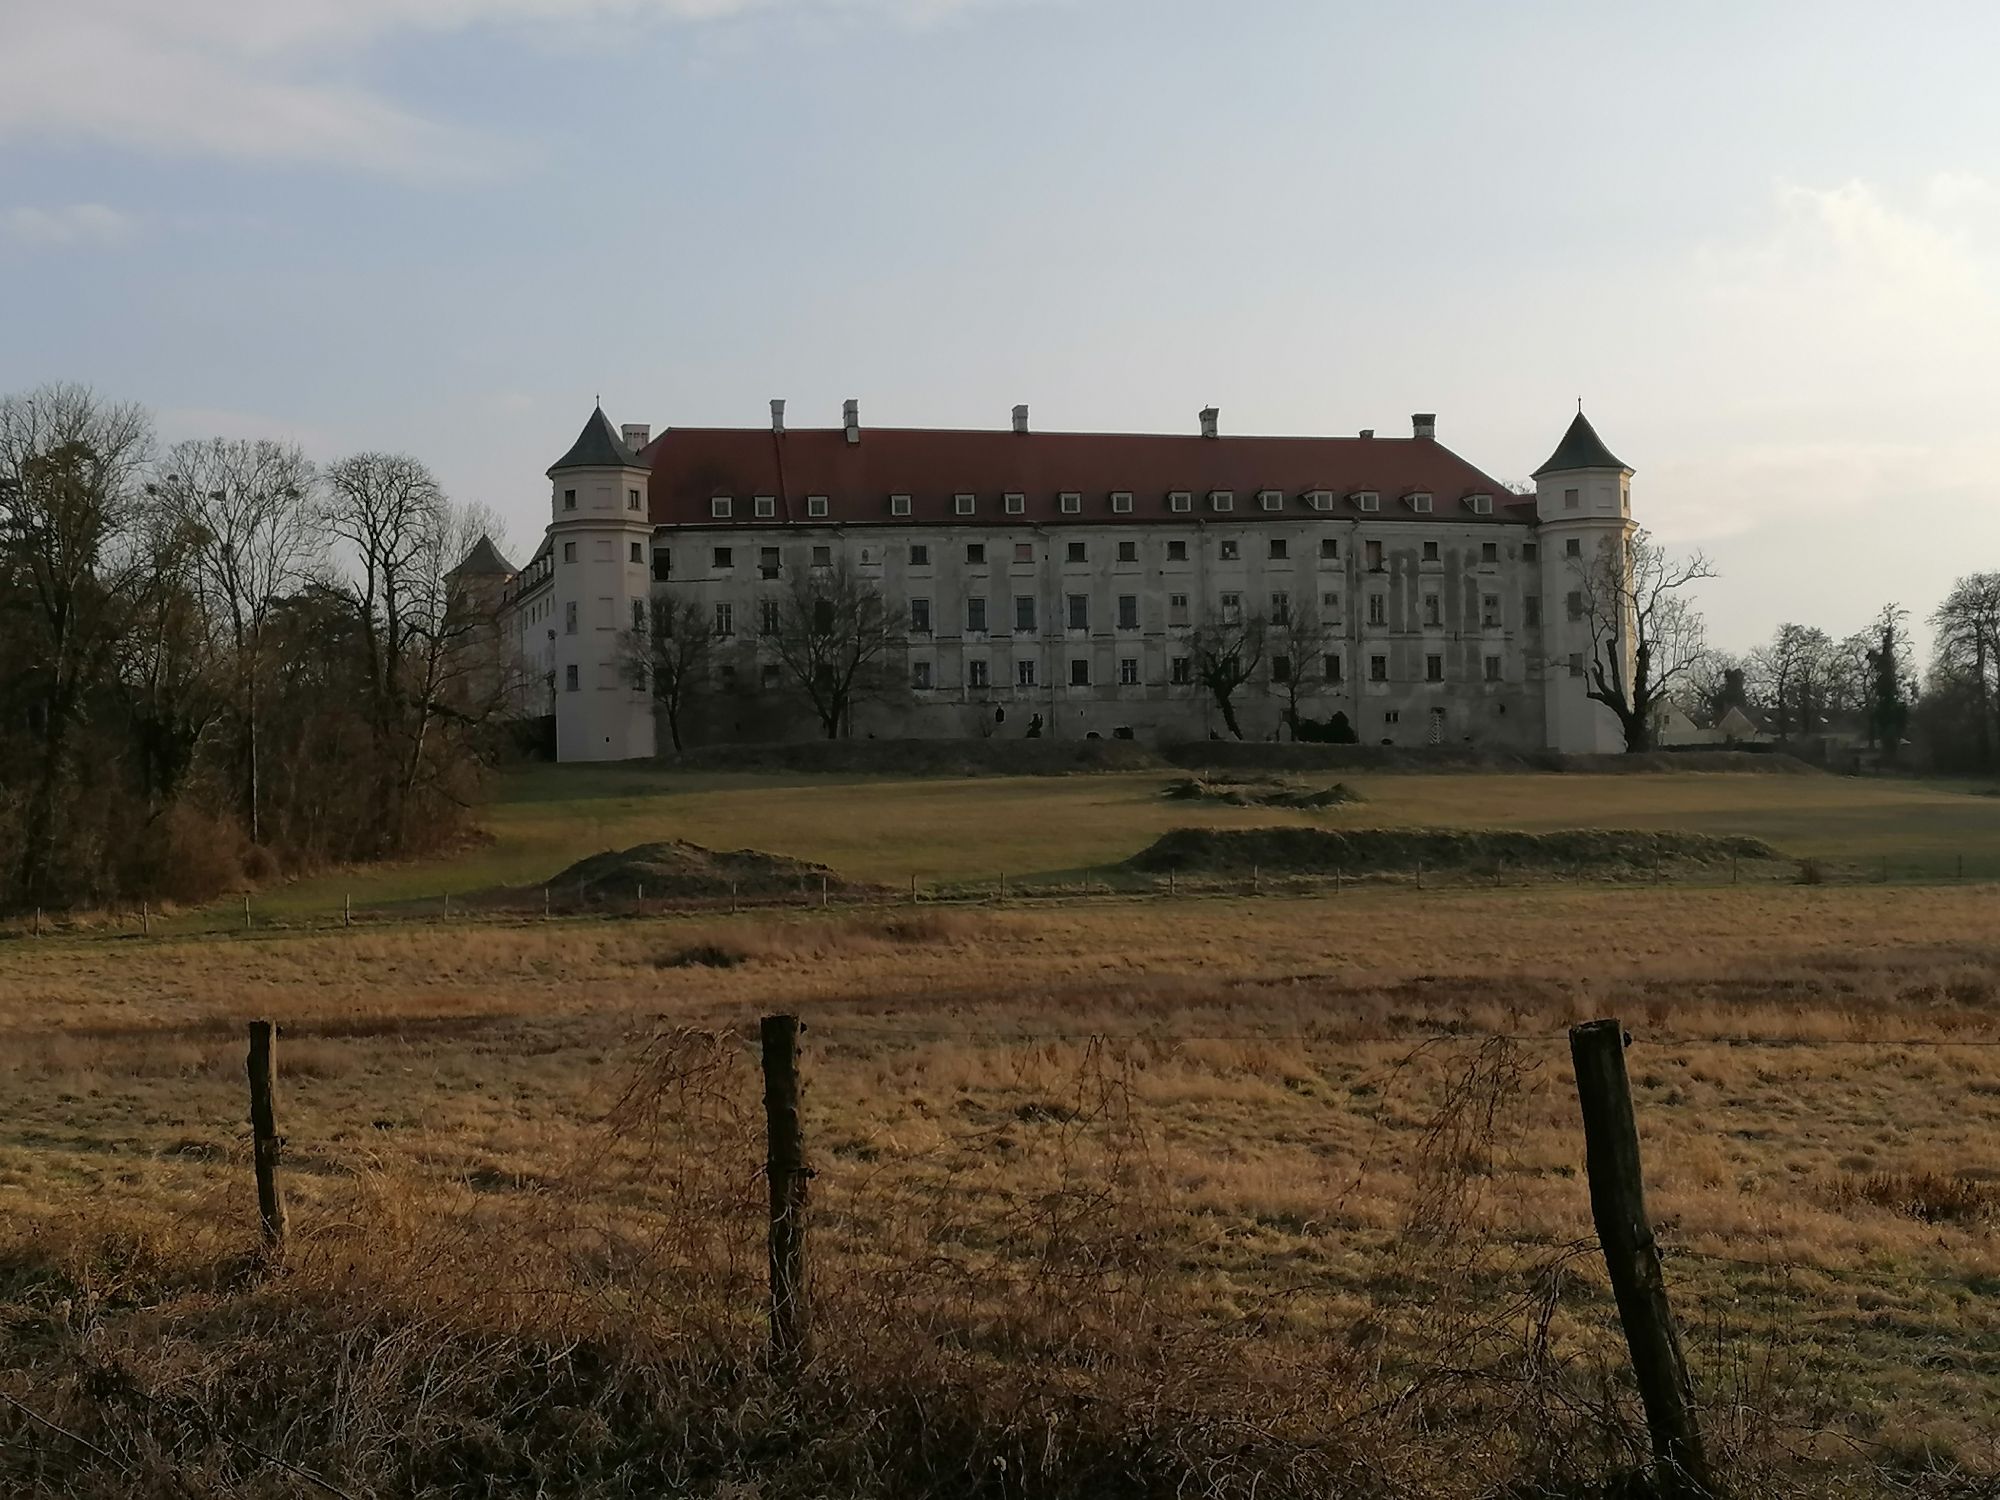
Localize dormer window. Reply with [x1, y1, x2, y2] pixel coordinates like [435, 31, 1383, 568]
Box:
[954, 493, 976, 516]
[806, 495, 829, 519]
[1354, 492, 1380, 512]
[1059, 492, 1081, 514]
[1111, 491, 1133, 513]
[890, 493, 912, 517]
[753, 495, 775, 518]
[1209, 490, 1234, 512]
[1409, 493, 1434, 514]
[1306, 490, 1332, 512]
[1468, 494, 1493, 515]
[711, 496, 733, 519]
[1169, 491, 1192, 513]
[1258, 490, 1282, 511]
[1004, 492, 1026, 515]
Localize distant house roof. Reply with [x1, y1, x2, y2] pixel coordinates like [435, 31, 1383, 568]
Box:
[643, 425, 1532, 529]
[1532, 411, 1629, 477]
[452, 534, 516, 577]
[550, 406, 643, 473]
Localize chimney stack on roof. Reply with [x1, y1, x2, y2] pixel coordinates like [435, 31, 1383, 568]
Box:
[1199, 406, 1219, 440]
[1012, 403, 1029, 435]
[1412, 412, 1436, 440]
[843, 398, 860, 445]
[770, 399, 785, 435]
[1359, 428, 1374, 439]
[621, 423, 650, 451]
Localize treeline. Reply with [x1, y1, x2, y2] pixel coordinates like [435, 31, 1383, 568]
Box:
[0, 383, 512, 910]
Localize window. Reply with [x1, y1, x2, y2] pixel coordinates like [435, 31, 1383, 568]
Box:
[966, 542, 986, 565]
[1481, 541, 1499, 564]
[1410, 493, 1434, 514]
[1485, 655, 1503, 682]
[891, 494, 912, 517]
[760, 599, 780, 635]
[712, 546, 733, 569]
[628, 488, 642, 511]
[967, 597, 988, 632]
[713, 603, 733, 636]
[1524, 543, 1539, 562]
[813, 598, 833, 632]
[1320, 537, 1339, 560]
[911, 598, 932, 633]
[1111, 492, 1133, 513]
[1210, 490, 1234, 512]
[1259, 490, 1282, 511]
[1482, 595, 1502, 628]
[1470, 494, 1493, 515]
[1169, 491, 1192, 513]
[1067, 541, 1087, 563]
[1368, 594, 1386, 627]
[1568, 652, 1585, 678]
[1307, 490, 1332, 511]
[1069, 658, 1090, 686]
[563, 488, 577, 511]
[1167, 540, 1188, 561]
[1017, 658, 1037, 687]
[1566, 538, 1582, 558]
[1117, 595, 1138, 630]
[1271, 591, 1290, 624]
[1564, 487, 1580, 510]
[1168, 592, 1190, 626]
[564, 664, 579, 691]
[1117, 540, 1138, 563]
[1356, 492, 1380, 512]
[652, 549, 671, 582]
[564, 601, 577, 635]
[563, 541, 577, 563]
[1119, 657, 1139, 685]
[811, 545, 831, 567]
[1067, 594, 1088, 630]
[711, 497, 732, 519]
[1015, 596, 1036, 631]
[761, 663, 781, 689]
[1221, 591, 1242, 622]
[955, 494, 976, 515]
[760, 546, 780, 579]
[912, 660, 933, 690]
[968, 658, 990, 688]
[1322, 590, 1341, 613]
[1524, 596, 1541, 626]
[632, 599, 645, 631]
[806, 495, 828, 518]
[909, 543, 930, 566]
[1365, 540, 1384, 570]
[1272, 654, 1291, 682]
[719, 664, 737, 689]
[629, 541, 643, 564]
[1384, 710, 1400, 725]
[755, 496, 776, 519]
[1427, 654, 1444, 682]
[1567, 590, 1584, 621]
[1269, 538, 1288, 560]
[1005, 493, 1026, 515]
[1014, 542, 1034, 563]
[1171, 656, 1192, 685]
[1424, 594, 1441, 627]
[1369, 654, 1388, 682]
[1423, 540, 1440, 562]
[1219, 540, 1240, 561]
[1324, 653, 1343, 683]
[1059, 492, 1081, 514]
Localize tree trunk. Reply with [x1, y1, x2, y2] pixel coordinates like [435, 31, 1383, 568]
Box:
[1218, 694, 1244, 739]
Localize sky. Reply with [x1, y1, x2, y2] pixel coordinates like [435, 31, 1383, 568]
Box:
[2, 0, 1996, 656]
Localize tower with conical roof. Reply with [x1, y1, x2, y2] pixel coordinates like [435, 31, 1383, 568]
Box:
[546, 407, 657, 761]
[1534, 410, 1635, 753]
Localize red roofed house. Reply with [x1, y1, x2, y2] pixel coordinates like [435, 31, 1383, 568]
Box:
[493, 401, 1635, 761]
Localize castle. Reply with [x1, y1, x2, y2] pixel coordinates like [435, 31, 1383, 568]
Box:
[468, 402, 1636, 761]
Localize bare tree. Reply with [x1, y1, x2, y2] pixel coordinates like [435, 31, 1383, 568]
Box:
[1931, 574, 2000, 770]
[1189, 606, 1267, 740]
[765, 559, 903, 738]
[1570, 528, 1715, 753]
[1751, 623, 1842, 738]
[1851, 603, 1913, 759]
[619, 594, 712, 751]
[1267, 599, 1335, 738]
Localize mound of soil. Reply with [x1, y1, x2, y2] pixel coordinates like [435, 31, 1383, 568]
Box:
[545, 841, 851, 901]
[1162, 775, 1361, 809]
[669, 738, 1163, 777]
[1125, 825, 1776, 876]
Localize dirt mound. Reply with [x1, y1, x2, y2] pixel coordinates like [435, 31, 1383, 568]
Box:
[1162, 775, 1361, 809]
[1125, 825, 1776, 876]
[669, 738, 1164, 777]
[1167, 743, 1816, 776]
[545, 841, 851, 901]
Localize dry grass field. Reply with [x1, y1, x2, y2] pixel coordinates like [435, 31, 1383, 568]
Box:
[4, 874, 1999, 1496]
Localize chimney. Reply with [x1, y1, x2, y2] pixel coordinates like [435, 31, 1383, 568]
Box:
[1199, 406, 1219, 439]
[1359, 429, 1374, 439]
[1412, 412, 1436, 440]
[843, 398, 860, 445]
[1012, 403, 1029, 435]
[770, 399, 785, 435]
[621, 423, 650, 450]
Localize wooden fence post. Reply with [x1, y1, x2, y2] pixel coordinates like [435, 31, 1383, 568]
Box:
[245, 1021, 288, 1251]
[243, 894, 251, 932]
[141, 900, 150, 937]
[343, 893, 351, 929]
[1570, 1019, 1710, 1496]
[761, 1014, 810, 1371]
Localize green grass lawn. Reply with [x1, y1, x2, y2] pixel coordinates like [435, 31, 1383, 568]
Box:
[243, 763, 2000, 918]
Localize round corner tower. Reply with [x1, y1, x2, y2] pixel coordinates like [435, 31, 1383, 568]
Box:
[1533, 410, 1636, 754]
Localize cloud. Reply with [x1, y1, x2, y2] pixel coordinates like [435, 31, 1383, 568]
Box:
[2, 203, 138, 247]
[0, 0, 1001, 177]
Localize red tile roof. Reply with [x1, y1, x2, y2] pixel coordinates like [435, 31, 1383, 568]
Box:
[641, 426, 1532, 529]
